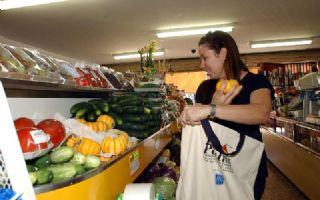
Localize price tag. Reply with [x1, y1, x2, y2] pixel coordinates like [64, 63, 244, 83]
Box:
[30, 130, 49, 144]
[129, 150, 140, 176]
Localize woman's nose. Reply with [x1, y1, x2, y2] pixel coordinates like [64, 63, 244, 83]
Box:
[199, 61, 206, 69]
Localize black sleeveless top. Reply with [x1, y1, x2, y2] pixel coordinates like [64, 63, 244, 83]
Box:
[195, 72, 274, 141]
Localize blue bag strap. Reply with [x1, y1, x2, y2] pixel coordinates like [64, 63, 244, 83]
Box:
[200, 119, 245, 156]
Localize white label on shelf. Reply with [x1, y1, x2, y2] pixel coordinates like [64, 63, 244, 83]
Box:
[154, 137, 160, 149]
[129, 150, 140, 176]
[30, 130, 49, 144]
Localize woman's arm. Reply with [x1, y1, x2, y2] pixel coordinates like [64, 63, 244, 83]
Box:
[180, 88, 272, 126]
[215, 88, 272, 124]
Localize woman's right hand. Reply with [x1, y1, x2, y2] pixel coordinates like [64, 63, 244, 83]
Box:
[212, 80, 242, 105]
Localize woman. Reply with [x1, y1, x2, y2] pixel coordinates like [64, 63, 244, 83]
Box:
[179, 31, 274, 200]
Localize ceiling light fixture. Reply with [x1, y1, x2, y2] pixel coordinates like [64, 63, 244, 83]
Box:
[113, 49, 165, 60]
[156, 25, 233, 38]
[0, 0, 65, 10]
[251, 38, 312, 48]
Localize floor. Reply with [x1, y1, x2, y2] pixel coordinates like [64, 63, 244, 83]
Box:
[261, 161, 309, 200]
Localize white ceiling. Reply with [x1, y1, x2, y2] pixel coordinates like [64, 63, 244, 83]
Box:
[0, 0, 319, 65]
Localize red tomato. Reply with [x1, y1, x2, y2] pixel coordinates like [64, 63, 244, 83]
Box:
[14, 117, 36, 130]
[17, 127, 48, 153]
[37, 119, 66, 147]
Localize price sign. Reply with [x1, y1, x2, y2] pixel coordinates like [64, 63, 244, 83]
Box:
[129, 150, 140, 176]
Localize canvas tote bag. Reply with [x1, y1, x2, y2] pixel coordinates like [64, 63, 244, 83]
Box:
[176, 120, 264, 200]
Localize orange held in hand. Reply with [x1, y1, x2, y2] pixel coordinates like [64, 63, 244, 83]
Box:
[216, 79, 239, 94]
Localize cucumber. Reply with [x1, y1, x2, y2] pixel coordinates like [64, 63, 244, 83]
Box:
[27, 164, 36, 172]
[118, 98, 142, 106]
[140, 83, 160, 88]
[36, 168, 53, 185]
[151, 106, 162, 114]
[34, 154, 52, 169]
[70, 102, 89, 115]
[91, 104, 102, 116]
[29, 172, 37, 185]
[117, 95, 138, 101]
[152, 114, 162, 121]
[50, 146, 75, 164]
[75, 104, 93, 119]
[106, 96, 118, 103]
[74, 164, 86, 175]
[69, 152, 86, 165]
[86, 112, 97, 122]
[147, 120, 162, 127]
[88, 99, 101, 105]
[47, 163, 77, 183]
[123, 106, 144, 114]
[107, 111, 123, 126]
[144, 107, 151, 114]
[119, 122, 148, 130]
[98, 100, 109, 113]
[110, 104, 123, 113]
[84, 155, 101, 170]
[125, 129, 151, 139]
[122, 114, 147, 123]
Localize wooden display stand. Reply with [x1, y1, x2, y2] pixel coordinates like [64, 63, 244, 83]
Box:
[262, 128, 320, 200]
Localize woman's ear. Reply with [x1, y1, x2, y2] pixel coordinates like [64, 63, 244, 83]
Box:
[219, 48, 227, 60]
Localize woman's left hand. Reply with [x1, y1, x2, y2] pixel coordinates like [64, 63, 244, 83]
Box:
[212, 81, 243, 105]
[179, 104, 211, 127]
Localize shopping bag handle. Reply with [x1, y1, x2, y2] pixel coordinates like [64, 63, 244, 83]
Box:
[201, 119, 245, 156]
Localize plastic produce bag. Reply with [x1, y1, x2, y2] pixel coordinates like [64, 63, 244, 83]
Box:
[0, 44, 25, 73]
[55, 59, 80, 80]
[23, 48, 61, 80]
[4, 45, 46, 76]
[0, 62, 9, 72]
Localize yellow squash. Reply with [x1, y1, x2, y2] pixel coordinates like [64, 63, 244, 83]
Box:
[96, 115, 115, 129]
[76, 137, 101, 156]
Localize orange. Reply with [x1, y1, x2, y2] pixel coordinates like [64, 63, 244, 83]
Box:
[216, 79, 239, 94]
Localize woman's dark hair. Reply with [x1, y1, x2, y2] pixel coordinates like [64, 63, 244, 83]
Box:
[198, 31, 248, 80]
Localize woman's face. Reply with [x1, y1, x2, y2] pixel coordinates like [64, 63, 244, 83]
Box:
[198, 44, 226, 79]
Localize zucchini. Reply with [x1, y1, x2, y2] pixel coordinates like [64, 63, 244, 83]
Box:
[34, 154, 52, 169]
[70, 102, 89, 115]
[47, 163, 77, 183]
[110, 104, 123, 113]
[107, 111, 123, 126]
[50, 146, 75, 164]
[86, 112, 97, 122]
[36, 169, 53, 185]
[140, 83, 160, 88]
[152, 114, 162, 121]
[88, 99, 101, 105]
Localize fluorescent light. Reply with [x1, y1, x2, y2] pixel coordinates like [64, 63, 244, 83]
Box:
[251, 39, 312, 48]
[113, 50, 165, 60]
[0, 0, 65, 10]
[156, 25, 233, 38]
